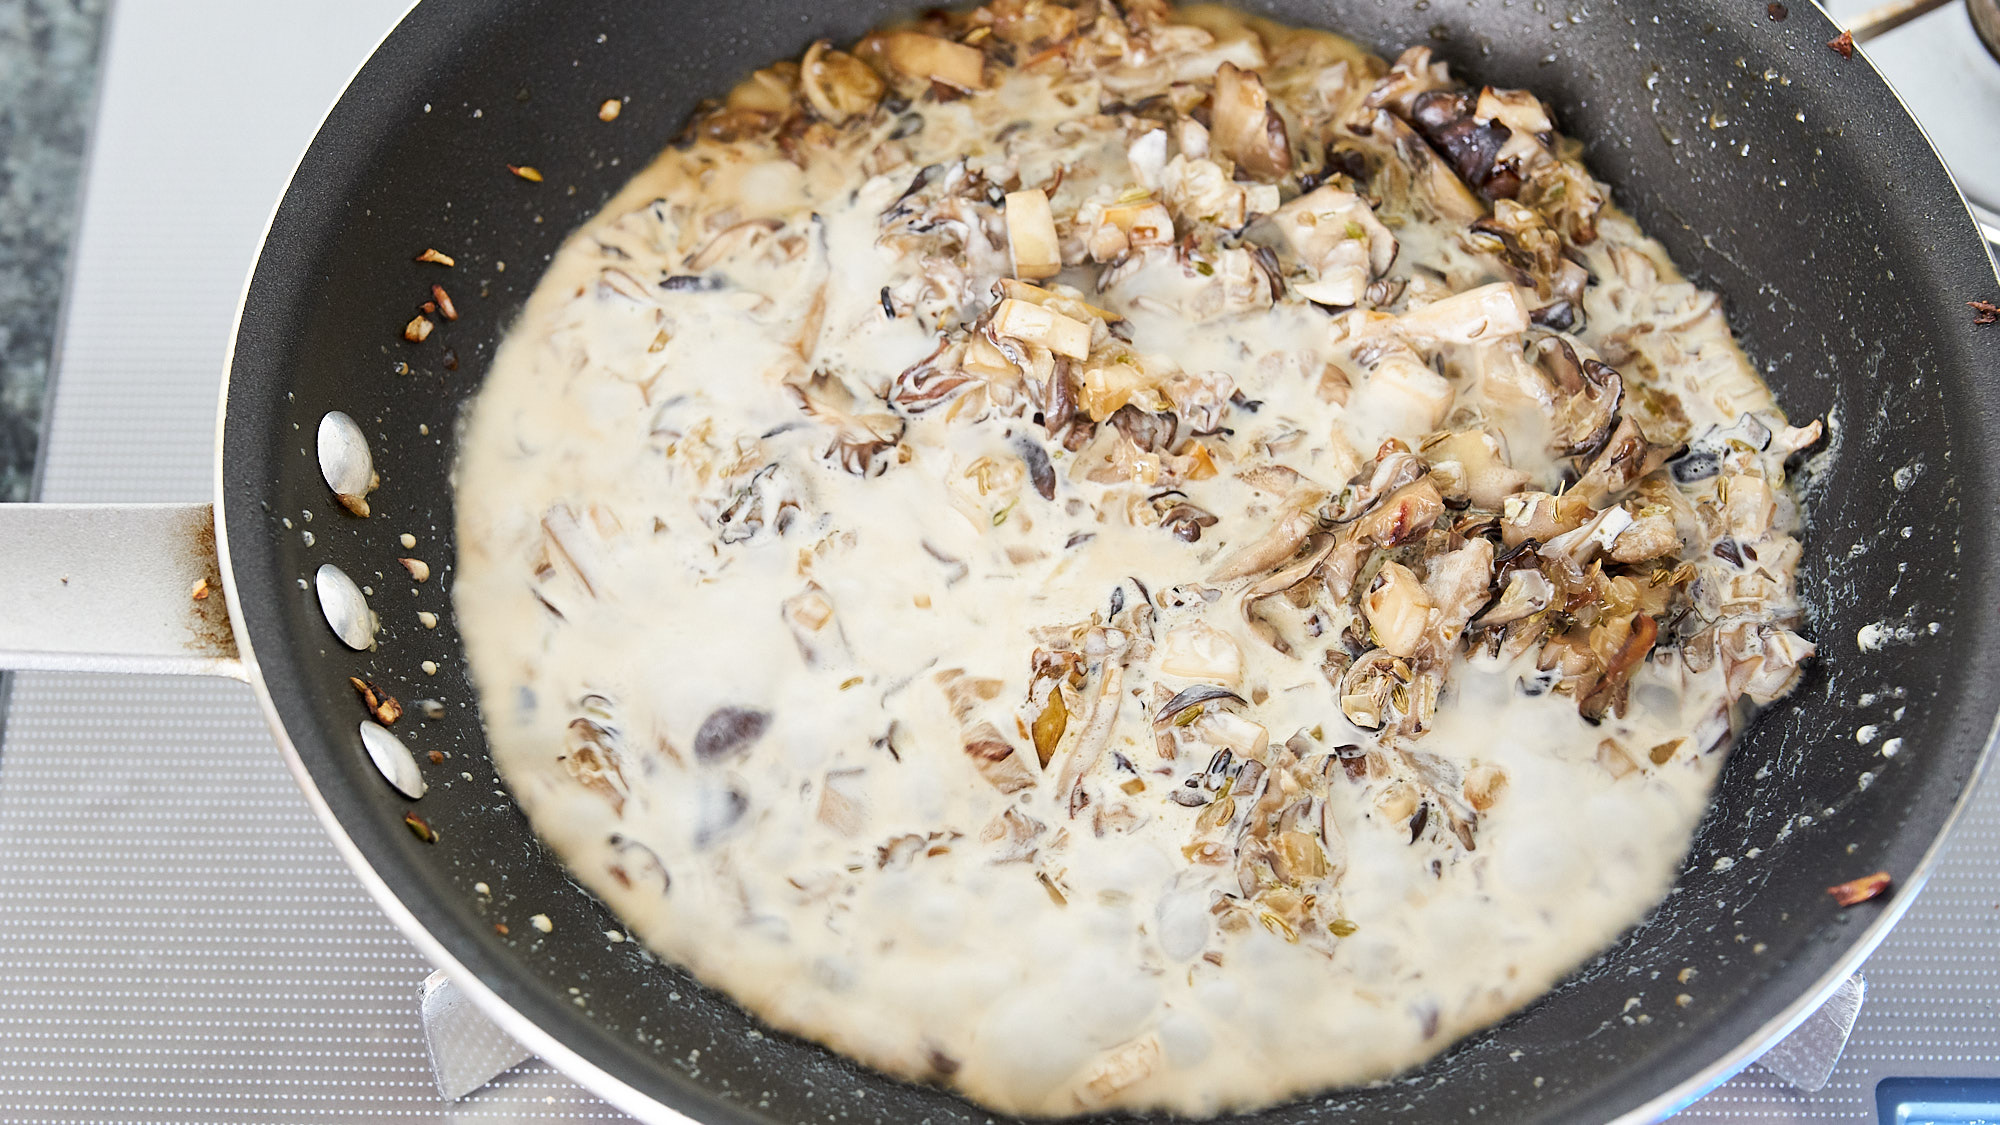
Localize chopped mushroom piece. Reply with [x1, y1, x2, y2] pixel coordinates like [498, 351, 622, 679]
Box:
[801, 40, 885, 123]
[1209, 62, 1291, 180]
[1352, 355, 1455, 432]
[453, 6, 1827, 1115]
[1395, 282, 1530, 345]
[882, 32, 986, 90]
[1473, 568, 1552, 627]
[1364, 562, 1434, 658]
[992, 297, 1090, 359]
[1272, 186, 1398, 306]
[1157, 622, 1244, 684]
[1005, 189, 1063, 280]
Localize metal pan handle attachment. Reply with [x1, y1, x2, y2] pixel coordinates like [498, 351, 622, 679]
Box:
[0, 503, 243, 679]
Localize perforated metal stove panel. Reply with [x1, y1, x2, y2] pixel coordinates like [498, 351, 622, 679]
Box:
[2, 3, 1994, 1122]
[0, 4, 611, 1120]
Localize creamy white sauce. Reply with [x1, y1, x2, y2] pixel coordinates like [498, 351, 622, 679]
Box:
[453, 6, 1814, 1116]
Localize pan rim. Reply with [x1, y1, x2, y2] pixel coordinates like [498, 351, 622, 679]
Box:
[1610, 5, 2000, 1117]
[208, 0, 2000, 1120]
[202, 2, 699, 1120]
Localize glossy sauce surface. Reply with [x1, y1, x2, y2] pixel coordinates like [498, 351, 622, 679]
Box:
[454, 5, 1818, 1114]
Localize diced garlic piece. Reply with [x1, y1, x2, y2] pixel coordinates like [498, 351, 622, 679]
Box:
[1364, 561, 1434, 658]
[1005, 188, 1062, 280]
[1375, 780, 1419, 821]
[1076, 1037, 1162, 1110]
[1463, 763, 1509, 811]
[1175, 117, 1210, 159]
[1394, 282, 1530, 345]
[993, 297, 1089, 359]
[1085, 221, 1130, 263]
[1157, 623, 1243, 684]
[882, 32, 986, 91]
[1197, 710, 1268, 760]
[1102, 198, 1175, 249]
[1128, 130, 1168, 191]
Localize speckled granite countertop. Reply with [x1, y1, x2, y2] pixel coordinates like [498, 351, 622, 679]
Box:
[0, 0, 108, 502]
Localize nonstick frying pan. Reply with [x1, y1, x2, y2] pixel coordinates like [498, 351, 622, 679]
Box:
[2, 0, 1998, 1120]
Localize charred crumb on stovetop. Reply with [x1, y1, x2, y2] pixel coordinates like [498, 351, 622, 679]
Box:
[349, 676, 404, 725]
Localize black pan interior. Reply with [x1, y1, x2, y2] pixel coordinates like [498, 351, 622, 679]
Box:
[222, 0, 2000, 1121]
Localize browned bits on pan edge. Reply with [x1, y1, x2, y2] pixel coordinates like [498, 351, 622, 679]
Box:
[598, 98, 623, 122]
[404, 314, 434, 343]
[350, 677, 405, 725]
[431, 284, 458, 321]
[1766, 2, 1788, 19]
[1828, 870, 1891, 906]
[415, 247, 455, 266]
[1827, 30, 1854, 57]
[1970, 300, 2000, 325]
[508, 164, 545, 182]
[190, 578, 210, 601]
[404, 811, 437, 843]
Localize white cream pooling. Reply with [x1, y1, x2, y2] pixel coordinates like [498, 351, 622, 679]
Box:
[453, 8, 1815, 1117]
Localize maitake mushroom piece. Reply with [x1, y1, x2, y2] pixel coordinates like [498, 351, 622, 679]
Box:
[936, 669, 1037, 793]
[1209, 62, 1292, 180]
[879, 31, 987, 91]
[1473, 199, 1588, 309]
[800, 40, 885, 124]
[787, 370, 905, 476]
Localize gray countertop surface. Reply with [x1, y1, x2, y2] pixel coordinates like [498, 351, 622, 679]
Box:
[0, 0, 107, 502]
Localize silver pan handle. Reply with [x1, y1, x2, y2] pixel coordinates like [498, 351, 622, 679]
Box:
[0, 502, 243, 679]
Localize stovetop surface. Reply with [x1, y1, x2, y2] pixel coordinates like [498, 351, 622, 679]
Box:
[3, 3, 1996, 1122]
